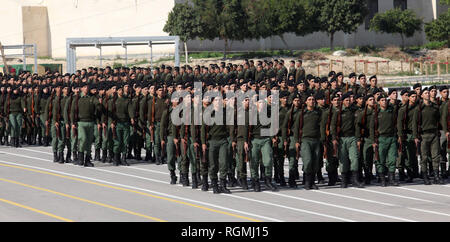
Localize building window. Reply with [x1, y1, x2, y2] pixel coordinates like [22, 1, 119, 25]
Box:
[394, 0, 407, 10]
[365, 0, 379, 30]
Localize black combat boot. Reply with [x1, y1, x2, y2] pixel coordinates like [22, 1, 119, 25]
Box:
[316, 170, 325, 184]
[434, 171, 445, 185]
[274, 167, 280, 183]
[398, 169, 406, 182]
[0, 136, 4, 145]
[219, 179, 231, 194]
[279, 175, 287, 187]
[380, 174, 387, 187]
[211, 179, 220, 194]
[121, 153, 129, 166]
[101, 149, 107, 163]
[5, 136, 10, 146]
[84, 153, 94, 167]
[191, 173, 198, 189]
[113, 153, 120, 166]
[108, 150, 113, 163]
[43, 136, 48, 146]
[310, 174, 319, 190]
[227, 173, 237, 187]
[352, 172, 364, 188]
[264, 177, 278, 191]
[72, 151, 78, 165]
[127, 147, 133, 159]
[327, 171, 337, 186]
[16, 137, 21, 147]
[340, 172, 348, 188]
[241, 177, 248, 190]
[201, 175, 209, 191]
[363, 168, 372, 185]
[58, 151, 65, 164]
[181, 174, 189, 187]
[66, 152, 72, 164]
[78, 152, 85, 166]
[170, 170, 177, 185]
[144, 150, 150, 161]
[388, 172, 399, 186]
[423, 173, 432, 185]
[252, 178, 261, 192]
[197, 173, 203, 186]
[288, 170, 297, 188]
[441, 163, 448, 179]
[304, 174, 311, 190]
[406, 168, 414, 183]
[94, 149, 100, 161]
[53, 152, 58, 163]
[156, 156, 161, 165]
[135, 148, 142, 161]
[38, 135, 42, 146]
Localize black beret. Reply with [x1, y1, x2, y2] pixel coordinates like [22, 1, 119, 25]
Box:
[369, 75, 377, 80]
[413, 83, 422, 89]
[388, 89, 397, 95]
[407, 91, 416, 97]
[341, 92, 351, 101]
[354, 93, 364, 100]
[420, 87, 429, 95]
[365, 94, 374, 101]
[429, 85, 437, 91]
[280, 91, 290, 98]
[358, 74, 366, 79]
[314, 92, 325, 100]
[349, 73, 357, 79]
[400, 89, 409, 96]
[439, 86, 448, 92]
[377, 95, 386, 102]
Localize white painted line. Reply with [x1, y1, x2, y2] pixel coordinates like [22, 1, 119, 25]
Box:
[397, 187, 450, 198]
[1, 150, 355, 222]
[0, 159, 282, 222]
[269, 192, 417, 222]
[312, 190, 397, 207]
[349, 187, 442, 204]
[407, 208, 450, 218]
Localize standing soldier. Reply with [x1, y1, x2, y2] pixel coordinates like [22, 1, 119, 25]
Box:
[371, 96, 399, 186]
[282, 93, 301, 188]
[201, 96, 235, 194]
[397, 91, 420, 182]
[236, 96, 250, 190]
[439, 86, 449, 179]
[110, 84, 133, 166]
[70, 83, 101, 167]
[161, 94, 179, 184]
[413, 88, 444, 185]
[36, 85, 50, 146]
[62, 84, 73, 163]
[273, 91, 289, 186]
[331, 92, 364, 188]
[0, 85, 7, 145]
[6, 86, 25, 148]
[248, 96, 277, 192]
[294, 93, 323, 190]
[153, 86, 168, 165]
[46, 84, 65, 163]
[70, 85, 80, 163]
[357, 95, 375, 184]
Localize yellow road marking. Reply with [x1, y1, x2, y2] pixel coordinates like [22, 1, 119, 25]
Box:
[0, 197, 74, 222]
[0, 178, 166, 222]
[0, 162, 262, 222]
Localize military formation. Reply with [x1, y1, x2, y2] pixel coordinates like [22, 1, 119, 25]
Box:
[1, 58, 449, 194]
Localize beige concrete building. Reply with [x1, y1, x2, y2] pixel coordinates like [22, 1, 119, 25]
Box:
[0, 0, 448, 59]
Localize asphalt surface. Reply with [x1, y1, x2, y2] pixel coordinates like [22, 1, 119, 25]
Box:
[1, 145, 450, 222]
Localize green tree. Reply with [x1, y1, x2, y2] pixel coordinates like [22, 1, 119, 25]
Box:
[425, 11, 450, 46]
[441, 0, 450, 5]
[370, 8, 423, 49]
[193, 0, 250, 59]
[163, 3, 201, 64]
[313, 0, 368, 51]
[245, 0, 316, 50]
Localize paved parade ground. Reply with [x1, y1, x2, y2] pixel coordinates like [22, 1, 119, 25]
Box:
[1, 145, 450, 222]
